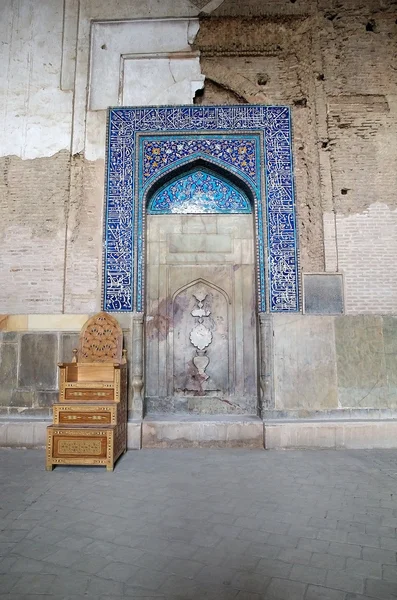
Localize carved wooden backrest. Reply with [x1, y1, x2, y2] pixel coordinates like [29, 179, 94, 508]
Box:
[77, 312, 123, 363]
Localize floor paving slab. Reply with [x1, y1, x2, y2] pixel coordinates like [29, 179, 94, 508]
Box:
[0, 448, 397, 599]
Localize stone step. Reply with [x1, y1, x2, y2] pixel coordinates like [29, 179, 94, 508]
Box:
[142, 415, 264, 448]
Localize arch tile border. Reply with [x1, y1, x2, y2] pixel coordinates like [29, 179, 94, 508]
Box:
[104, 105, 299, 313]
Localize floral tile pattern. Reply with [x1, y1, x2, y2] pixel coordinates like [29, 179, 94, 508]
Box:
[148, 168, 252, 214]
[142, 136, 258, 186]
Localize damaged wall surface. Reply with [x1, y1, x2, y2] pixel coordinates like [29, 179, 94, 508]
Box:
[1, 0, 396, 315]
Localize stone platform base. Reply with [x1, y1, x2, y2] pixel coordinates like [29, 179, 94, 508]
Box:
[142, 415, 264, 448]
[264, 419, 397, 449]
[0, 420, 142, 450]
[2, 418, 397, 450]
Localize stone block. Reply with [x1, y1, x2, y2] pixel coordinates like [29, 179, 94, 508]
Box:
[0, 343, 18, 405]
[168, 234, 232, 253]
[335, 316, 387, 407]
[273, 315, 338, 410]
[8, 407, 51, 419]
[36, 391, 58, 407]
[142, 416, 263, 448]
[27, 315, 88, 331]
[0, 420, 49, 447]
[181, 215, 217, 234]
[3, 316, 28, 331]
[264, 420, 397, 449]
[9, 390, 34, 407]
[127, 421, 142, 449]
[216, 214, 253, 238]
[383, 317, 397, 405]
[18, 334, 57, 390]
[265, 422, 337, 449]
[60, 333, 79, 362]
[0, 332, 18, 342]
[303, 274, 344, 314]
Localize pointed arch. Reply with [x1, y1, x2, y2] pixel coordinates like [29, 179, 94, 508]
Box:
[143, 155, 258, 213]
[172, 278, 231, 305]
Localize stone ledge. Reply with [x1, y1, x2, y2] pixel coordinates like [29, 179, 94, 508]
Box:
[0, 420, 50, 447]
[264, 420, 397, 449]
[142, 415, 264, 448]
[2, 417, 397, 450]
[0, 420, 143, 450]
[263, 408, 397, 420]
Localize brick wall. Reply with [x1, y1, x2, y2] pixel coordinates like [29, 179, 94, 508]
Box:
[0, 152, 70, 313]
[337, 204, 397, 314]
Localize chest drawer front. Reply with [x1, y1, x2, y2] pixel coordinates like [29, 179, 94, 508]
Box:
[64, 389, 114, 401]
[51, 430, 109, 459]
[57, 411, 113, 425]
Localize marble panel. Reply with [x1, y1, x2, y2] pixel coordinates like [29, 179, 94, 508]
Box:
[123, 56, 203, 106]
[145, 214, 257, 415]
[18, 334, 57, 390]
[383, 317, 397, 395]
[90, 19, 201, 110]
[273, 315, 338, 410]
[335, 316, 388, 408]
[181, 215, 217, 234]
[304, 274, 344, 315]
[168, 234, 232, 253]
[0, 343, 18, 406]
[60, 333, 79, 362]
[173, 280, 230, 397]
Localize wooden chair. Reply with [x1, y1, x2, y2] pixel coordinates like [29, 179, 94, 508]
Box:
[46, 312, 127, 471]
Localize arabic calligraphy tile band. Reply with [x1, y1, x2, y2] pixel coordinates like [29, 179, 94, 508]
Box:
[104, 105, 299, 313]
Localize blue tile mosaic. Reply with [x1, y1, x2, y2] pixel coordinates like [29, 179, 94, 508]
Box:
[147, 168, 252, 215]
[142, 136, 258, 186]
[104, 105, 299, 313]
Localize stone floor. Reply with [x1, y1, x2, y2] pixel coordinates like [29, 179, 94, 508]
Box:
[1, 449, 397, 600]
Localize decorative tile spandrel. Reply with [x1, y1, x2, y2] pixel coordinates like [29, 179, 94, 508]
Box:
[148, 169, 252, 214]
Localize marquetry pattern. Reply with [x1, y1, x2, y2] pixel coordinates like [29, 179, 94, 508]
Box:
[78, 312, 123, 363]
[46, 312, 127, 472]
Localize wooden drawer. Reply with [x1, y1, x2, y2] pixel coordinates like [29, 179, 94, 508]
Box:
[51, 429, 108, 459]
[46, 425, 125, 471]
[64, 389, 114, 401]
[54, 406, 115, 426]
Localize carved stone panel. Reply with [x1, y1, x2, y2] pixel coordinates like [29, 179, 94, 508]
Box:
[173, 281, 229, 398]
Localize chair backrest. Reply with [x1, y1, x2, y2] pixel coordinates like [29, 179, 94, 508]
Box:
[77, 312, 123, 363]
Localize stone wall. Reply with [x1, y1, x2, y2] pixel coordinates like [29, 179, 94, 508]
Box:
[0, 330, 77, 419]
[194, 2, 397, 314]
[0, 316, 137, 419]
[269, 314, 397, 417]
[2, 314, 396, 422]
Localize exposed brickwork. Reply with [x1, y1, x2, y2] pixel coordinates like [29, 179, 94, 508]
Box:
[63, 155, 103, 313]
[196, 17, 324, 272]
[195, 5, 397, 309]
[336, 204, 397, 314]
[0, 151, 70, 313]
